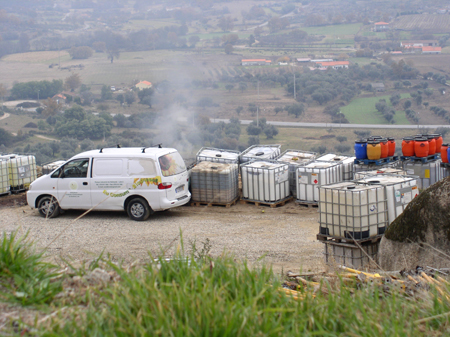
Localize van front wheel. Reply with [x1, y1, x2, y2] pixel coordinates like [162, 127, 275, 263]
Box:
[127, 198, 151, 221]
[37, 196, 60, 218]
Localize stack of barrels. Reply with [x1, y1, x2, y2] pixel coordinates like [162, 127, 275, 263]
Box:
[401, 134, 444, 160]
[354, 137, 396, 160]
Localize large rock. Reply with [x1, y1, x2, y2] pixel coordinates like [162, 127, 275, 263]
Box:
[379, 177, 450, 270]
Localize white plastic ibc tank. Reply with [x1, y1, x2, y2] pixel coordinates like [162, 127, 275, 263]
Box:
[317, 154, 355, 181]
[7, 155, 37, 190]
[354, 168, 410, 180]
[441, 166, 450, 179]
[240, 145, 281, 164]
[401, 160, 441, 189]
[354, 161, 400, 175]
[296, 161, 343, 202]
[319, 182, 387, 240]
[0, 160, 10, 194]
[355, 174, 419, 225]
[42, 160, 66, 175]
[241, 160, 289, 202]
[196, 147, 240, 164]
[190, 161, 239, 204]
[276, 150, 316, 197]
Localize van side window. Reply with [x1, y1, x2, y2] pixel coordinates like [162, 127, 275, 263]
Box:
[93, 159, 123, 177]
[128, 159, 156, 176]
[58, 159, 90, 178]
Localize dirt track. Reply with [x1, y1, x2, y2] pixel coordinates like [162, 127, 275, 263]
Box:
[0, 194, 324, 274]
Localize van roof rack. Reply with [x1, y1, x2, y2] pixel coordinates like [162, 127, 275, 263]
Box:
[141, 144, 163, 153]
[99, 144, 122, 153]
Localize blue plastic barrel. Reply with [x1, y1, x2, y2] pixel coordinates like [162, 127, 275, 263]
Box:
[354, 139, 368, 159]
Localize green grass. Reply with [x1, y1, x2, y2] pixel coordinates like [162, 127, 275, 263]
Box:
[342, 94, 412, 125]
[30, 246, 450, 335]
[349, 57, 380, 65]
[300, 23, 362, 36]
[2, 232, 450, 335]
[0, 231, 62, 306]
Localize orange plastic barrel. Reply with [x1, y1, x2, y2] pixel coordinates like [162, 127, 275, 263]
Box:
[402, 137, 415, 157]
[441, 144, 449, 163]
[387, 137, 396, 157]
[427, 135, 436, 155]
[431, 134, 443, 153]
[380, 138, 389, 158]
[367, 140, 382, 160]
[414, 137, 429, 157]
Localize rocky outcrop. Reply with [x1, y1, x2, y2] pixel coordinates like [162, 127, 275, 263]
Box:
[379, 177, 450, 270]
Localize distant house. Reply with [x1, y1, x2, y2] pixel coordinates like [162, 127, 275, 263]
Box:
[374, 22, 389, 32]
[401, 40, 439, 48]
[371, 83, 385, 92]
[422, 46, 442, 54]
[312, 59, 334, 62]
[278, 62, 288, 66]
[52, 94, 66, 104]
[241, 59, 272, 66]
[315, 61, 349, 69]
[135, 81, 152, 90]
[296, 58, 311, 62]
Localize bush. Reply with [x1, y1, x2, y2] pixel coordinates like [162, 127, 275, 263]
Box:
[24, 122, 38, 128]
[0, 231, 62, 305]
[334, 144, 351, 154]
[68, 46, 94, 59]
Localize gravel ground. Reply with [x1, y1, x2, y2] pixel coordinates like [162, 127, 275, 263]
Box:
[0, 197, 324, 274]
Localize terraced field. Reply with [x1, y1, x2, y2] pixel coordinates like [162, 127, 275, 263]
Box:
[392, 14, 450, 33]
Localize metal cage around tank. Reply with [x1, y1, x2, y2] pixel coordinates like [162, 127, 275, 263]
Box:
[240, 160, 290, 203]
[190, 161, 239, 204]
[275, 149, 316, 197]
[317, 154, 356, 181]
[0, 154, 37, 192]
[196, 147, 240, 165]
[319, 181, 388, 240]
[239, 144, 281, 164]
[296, 160, 343, 202]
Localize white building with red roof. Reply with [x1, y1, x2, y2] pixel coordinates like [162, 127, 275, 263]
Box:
[422, 46, 442, 54]
[315, 61, 349, 69]
[374, 22, 389, 32]
[135, 81, 153, 90]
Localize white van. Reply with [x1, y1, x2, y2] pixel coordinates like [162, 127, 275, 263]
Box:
[27, 147, 191, 221]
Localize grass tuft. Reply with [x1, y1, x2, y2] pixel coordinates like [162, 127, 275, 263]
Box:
[0, 230, 63, 306]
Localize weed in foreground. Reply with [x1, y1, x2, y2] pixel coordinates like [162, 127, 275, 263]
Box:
[0, 230, 63, 306]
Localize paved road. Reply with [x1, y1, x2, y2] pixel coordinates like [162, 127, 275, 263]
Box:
[211, 118, 450, 130]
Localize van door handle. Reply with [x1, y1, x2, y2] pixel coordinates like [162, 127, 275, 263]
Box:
[83, 182, 88, 185]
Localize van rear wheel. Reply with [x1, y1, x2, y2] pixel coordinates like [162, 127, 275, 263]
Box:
[127, 198, 151, 221]
[37, 196, 60, 218]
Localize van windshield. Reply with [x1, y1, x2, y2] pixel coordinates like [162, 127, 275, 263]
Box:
[158, 152, 186, 177]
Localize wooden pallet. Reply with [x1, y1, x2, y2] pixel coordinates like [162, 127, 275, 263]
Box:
[354, 156, 399, 166]
[0, 191, 10, 197]
[240, 196, 293, 208]
[316, 233, 382, 244]
[401, 153, 440, 163]
[296, 200, 318, 208]
[10, 188, 27, 194]
[190, 197, 239, 208]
